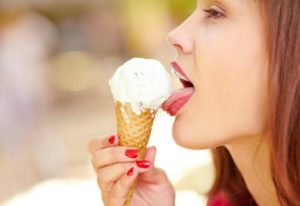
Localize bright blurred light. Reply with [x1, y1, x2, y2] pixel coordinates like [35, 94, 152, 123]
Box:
[2, 178, 101, 206]
[3, 113, 212, 206]
[2, 178, 207, 206]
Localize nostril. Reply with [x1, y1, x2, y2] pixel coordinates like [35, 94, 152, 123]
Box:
[167, 29, 182, 50]
[173, 43, 184, 52]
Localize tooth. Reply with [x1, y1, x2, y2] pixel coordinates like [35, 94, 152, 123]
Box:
[171, 67, 188, 81]
[171, 68, 177, 77]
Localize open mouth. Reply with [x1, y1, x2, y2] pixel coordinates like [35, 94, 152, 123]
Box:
[162, 61, 195, 116]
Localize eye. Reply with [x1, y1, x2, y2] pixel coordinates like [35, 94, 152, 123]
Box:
[203, 8, 224, 19]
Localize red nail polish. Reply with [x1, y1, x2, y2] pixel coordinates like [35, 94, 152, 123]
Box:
[108, 135, 115, 144]
[125, 149, 138, 158]
[136, 160, 151, 168]
[127, 167, 134, 176]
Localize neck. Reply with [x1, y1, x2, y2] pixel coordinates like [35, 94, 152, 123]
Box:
[225, 135, 280, 206]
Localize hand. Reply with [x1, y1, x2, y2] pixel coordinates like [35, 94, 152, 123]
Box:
[88, 135, 175, 206]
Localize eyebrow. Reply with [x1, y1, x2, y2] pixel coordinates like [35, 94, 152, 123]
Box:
[198, 0, 249, 10]
[197, 0, 225, 7]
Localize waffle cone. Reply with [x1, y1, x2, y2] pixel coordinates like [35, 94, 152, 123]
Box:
[115, 101, 156, 206]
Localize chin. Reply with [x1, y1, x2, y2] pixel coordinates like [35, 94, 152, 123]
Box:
[172, 115, 233, 150]
[172, 117, 211, 150]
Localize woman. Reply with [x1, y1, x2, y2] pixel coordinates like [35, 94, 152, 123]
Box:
[88, 0, 299, 205]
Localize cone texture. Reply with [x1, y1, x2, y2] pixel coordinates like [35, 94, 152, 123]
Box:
[115, 101, 156, 206]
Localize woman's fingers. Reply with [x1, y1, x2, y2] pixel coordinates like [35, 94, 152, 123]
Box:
[138, 146, 156, 179]
[97, 160, 152, 192]
[92, 147, 139, 169]
[88, 135, 118, 156]
[104, 167, 137, 206]
[144, 146, 156, 164]
[110, 167, 138, 202]
[109, 164, 152, 205]
[98, 160, 152, 184]
[138, 146, 169, 184]
[88, 137, 158, 204]
[97, 162, 134, 189]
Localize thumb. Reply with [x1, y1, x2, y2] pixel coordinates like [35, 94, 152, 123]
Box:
[139, 146, 169, 184]
[144, 146, 156, 165]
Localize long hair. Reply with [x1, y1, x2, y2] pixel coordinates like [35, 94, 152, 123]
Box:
[208, 0, 300, 205]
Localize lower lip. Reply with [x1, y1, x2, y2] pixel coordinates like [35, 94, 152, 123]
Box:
[162, 87, 194, 116]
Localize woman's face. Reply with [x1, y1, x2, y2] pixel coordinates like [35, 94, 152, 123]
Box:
[165, 0, 269, 149]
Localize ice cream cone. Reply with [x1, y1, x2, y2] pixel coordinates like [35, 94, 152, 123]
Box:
[115, 101, 156, 206]
[109, 58, 170, 205]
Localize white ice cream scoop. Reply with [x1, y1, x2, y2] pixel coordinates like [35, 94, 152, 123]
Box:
[109, 57, 171, 115]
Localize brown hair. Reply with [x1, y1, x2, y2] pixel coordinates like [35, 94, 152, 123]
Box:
[208, 0, 300, 206]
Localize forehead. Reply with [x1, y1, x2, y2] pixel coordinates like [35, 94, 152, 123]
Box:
[197, 0, 253, 6]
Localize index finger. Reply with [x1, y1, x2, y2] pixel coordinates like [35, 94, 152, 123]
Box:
[88, 135, 118, 155]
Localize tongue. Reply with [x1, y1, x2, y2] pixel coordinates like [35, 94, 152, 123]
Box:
[162, 87, 194, 116]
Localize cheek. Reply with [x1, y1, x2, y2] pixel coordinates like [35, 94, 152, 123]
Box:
[172, 26, 269, 149]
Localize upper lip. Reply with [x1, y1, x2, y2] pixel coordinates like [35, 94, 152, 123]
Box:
[170, 61, 194, 87]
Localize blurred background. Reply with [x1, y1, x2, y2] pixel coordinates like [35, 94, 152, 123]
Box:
[0, 0, 214, 205]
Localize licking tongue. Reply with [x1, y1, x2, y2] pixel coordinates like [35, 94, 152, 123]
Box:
[162, 87, 194, 116]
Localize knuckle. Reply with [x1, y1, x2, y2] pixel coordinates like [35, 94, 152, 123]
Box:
[92, 148, 120, 168]
[98, 176, 115, 192]
[119, 174, 129, 188]
[87, 140, 95, 154]
[97, 171, 109, 185]
[111, 177, 127, 198]
[110, 185, 120, 198]
[109, 147, 119, 161]
[112, 175, 132, 200]
[120, 163, 131, 171]
[91, 157, 98, 168]
[97, 178, 105, 189]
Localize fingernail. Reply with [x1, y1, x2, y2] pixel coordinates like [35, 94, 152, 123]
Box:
[125, 149, 138, 158]
[136, 160, 151, 168]
[127, 167, 134, 176]
[108, 135, 115, 144]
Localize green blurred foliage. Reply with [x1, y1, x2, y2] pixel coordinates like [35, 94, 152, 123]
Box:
[167, 0, 197, 23]
[113, 0, 196, 23]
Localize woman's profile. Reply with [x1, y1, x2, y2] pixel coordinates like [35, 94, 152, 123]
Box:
[88, 0, 299, 205]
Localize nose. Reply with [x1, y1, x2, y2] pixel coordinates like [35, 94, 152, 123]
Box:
[167, 19, 194, 55]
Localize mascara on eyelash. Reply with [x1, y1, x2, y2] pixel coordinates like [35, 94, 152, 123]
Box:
[203, 8, 224, 18]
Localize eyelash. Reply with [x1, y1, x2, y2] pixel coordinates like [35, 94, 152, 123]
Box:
[203, 8, 224, 19]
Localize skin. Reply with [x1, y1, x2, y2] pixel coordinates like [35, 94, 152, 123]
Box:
[88, 137, 175, 206]
[168, 0, 269, 149]
[168, 0, 279, 205]
[88, 0, 281, 205]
